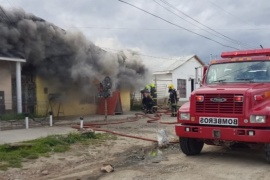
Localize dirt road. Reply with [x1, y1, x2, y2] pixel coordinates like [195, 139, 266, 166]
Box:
[1, 114, 270, 180]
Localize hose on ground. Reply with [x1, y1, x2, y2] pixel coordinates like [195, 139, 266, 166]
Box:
[71, 110, 179, 144]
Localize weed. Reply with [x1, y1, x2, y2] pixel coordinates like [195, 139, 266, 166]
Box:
[0, 132, 115, 170]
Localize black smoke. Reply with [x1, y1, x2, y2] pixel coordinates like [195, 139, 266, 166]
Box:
[0, 6, 150, 93]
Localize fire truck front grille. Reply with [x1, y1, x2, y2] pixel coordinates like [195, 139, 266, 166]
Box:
[196, 94, 243, 114]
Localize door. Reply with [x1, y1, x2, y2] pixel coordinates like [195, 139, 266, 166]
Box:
[191, 79, 194, 92]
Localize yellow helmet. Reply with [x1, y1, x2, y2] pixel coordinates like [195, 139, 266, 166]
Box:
[145, 85, 150, 90]
[150, 83, 155, 88]
[168, 84, 174, 89]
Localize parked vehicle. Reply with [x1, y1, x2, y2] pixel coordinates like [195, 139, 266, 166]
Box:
[175, 48, 270, 162]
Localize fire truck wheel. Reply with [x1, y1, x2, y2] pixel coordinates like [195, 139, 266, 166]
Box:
[180, 137, 204, 155]
[265, 144, 270, 163]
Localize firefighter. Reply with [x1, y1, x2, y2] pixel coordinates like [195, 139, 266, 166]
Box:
[168, 84, 178, 117]
[141, 85, 153, 113]
[149, 83, 157, 112]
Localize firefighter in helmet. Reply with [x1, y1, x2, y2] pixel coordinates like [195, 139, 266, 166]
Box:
[168, 84, 178, 117]
[141, 85, 154, 113]
[149, 83, 157, 112]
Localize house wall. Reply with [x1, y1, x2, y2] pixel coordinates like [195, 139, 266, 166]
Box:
[153, 58, 202, 105]
[153, 73, 172, 105]
[172, 57, 203, 103]
[36, 76, 131, 116]
[35, 76, 97, 117]
[0, 61, 12, 110]
[120, 89, 130, 112]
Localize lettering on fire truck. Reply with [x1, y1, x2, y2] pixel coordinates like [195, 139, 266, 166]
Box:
[199, 117, 238, 126]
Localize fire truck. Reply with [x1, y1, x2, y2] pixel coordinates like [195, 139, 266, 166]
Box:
[175, 48, 270, 162]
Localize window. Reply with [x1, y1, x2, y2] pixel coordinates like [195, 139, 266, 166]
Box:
[206, 61, 270, 84]
[177, 79, 186, 98]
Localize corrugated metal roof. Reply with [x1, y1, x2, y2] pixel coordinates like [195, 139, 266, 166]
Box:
[142, 55, 198, 73]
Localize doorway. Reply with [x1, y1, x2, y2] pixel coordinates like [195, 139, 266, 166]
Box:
[190, 79, 194, 92]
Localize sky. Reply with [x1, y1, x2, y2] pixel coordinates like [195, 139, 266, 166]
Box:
[0, 0, 269, 64]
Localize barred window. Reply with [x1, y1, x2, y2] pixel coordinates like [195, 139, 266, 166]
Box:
[177, 79, 186, 98]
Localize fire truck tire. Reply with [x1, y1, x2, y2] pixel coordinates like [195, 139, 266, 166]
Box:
[265, 144, 270, 163]
[180, 137, 204, 155]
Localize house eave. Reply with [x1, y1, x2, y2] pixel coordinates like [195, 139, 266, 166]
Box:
[0, 57, 26, 63]
[153, 71, 171, 75]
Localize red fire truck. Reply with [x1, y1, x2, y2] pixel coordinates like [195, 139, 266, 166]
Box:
[175, 48, 270, 162]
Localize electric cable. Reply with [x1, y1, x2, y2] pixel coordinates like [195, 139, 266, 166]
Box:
[158, 0, 256, 49]
[118, 0, 239, 50]
[209, 1, 249, 24]
[153, 0, 250, 49]
[62, 26, 270, 31]
[0, 6, 16, 27]
[100, 46, 180, 60]
[0, 6, 11, 25]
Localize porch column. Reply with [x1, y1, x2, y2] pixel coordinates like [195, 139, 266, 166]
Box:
[16, 61, 22, 113]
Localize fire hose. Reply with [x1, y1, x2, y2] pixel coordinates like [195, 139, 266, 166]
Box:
[71, 111, 179, 144]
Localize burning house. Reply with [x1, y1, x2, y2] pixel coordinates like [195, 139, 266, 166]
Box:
[0, 6, 150, 116]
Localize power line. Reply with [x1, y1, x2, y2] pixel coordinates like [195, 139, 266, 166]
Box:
[63, 26, 270, 31]
[0, 6, 10, 24]
[158, 0, 256, 49]
[0, 6, 16, 27]
[100, 46, 178, 60]
[209, 1, 248, 24]
[118, 0, 239, 50]
[152, 0, 250, 49]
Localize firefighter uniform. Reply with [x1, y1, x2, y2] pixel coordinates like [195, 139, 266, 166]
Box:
[150, 83, 157, 110]
[141, 85, 154, 113]
[168, 84, 178, 117]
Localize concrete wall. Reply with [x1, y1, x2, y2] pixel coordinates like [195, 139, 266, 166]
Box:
[0, 61, 12, 110]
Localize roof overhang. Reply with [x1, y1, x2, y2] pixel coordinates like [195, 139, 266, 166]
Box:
[153, 71, 171, 75]
[0, 57, 26, 63]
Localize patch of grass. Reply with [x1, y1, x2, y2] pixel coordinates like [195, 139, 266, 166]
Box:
[0, 132, 115, 171]
[0, 113, 44, 121]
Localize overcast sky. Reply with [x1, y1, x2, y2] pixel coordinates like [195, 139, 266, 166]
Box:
[0, 0, 269, 63]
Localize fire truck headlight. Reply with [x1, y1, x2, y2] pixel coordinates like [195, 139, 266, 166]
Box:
[180, 113, 190, 120]
[250, 115, 266, 123]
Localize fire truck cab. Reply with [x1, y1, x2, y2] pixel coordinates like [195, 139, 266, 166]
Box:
[175, 48, 270, 162]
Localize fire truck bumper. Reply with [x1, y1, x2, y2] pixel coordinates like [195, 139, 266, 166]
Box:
[175, 124, 270, 143]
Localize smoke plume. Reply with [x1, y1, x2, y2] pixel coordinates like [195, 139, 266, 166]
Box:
[0, 6, 150, 94]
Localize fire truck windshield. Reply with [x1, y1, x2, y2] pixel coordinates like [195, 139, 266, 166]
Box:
[206, 61, 270, 84]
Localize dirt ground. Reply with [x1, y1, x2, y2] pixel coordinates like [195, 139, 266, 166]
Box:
[1, 114, 270, 180]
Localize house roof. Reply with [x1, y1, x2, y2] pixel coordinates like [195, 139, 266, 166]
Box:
[142, 55, 204, 74]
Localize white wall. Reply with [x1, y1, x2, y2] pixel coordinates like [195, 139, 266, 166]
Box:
[153, 73, 172, 99]
[172, 57, 203, 102]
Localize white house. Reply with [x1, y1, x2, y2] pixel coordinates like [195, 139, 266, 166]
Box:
[143, 55, 205, 105]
